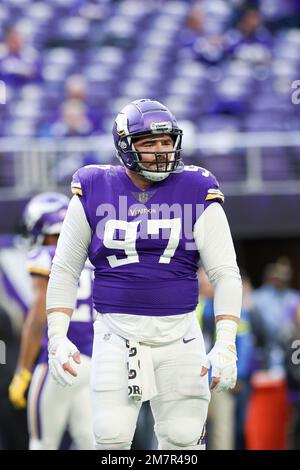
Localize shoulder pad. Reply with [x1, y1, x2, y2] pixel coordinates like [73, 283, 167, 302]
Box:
[71, 165, 112, 197]
[183, 165, 224, 204]
[27, 246, 53, 276]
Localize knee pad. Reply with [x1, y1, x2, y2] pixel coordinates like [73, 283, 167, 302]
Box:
[157, 418, 206, 450]
[93, 410, 133, 450]
[167, 418, 201, 447]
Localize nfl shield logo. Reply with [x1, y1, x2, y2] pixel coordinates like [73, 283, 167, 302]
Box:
[131, 191, 154, 204]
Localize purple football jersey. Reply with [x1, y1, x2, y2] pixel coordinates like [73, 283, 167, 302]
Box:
[71, 164, 224, 317]
[27, 245, 94, 363]
[0, 248, 31, 316]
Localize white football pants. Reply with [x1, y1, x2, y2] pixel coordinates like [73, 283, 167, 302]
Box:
[28, 354, 94, 450]
[91, 315, 210, 450]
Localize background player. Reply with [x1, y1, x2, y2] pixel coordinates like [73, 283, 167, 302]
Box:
[8, 192, 94, 450]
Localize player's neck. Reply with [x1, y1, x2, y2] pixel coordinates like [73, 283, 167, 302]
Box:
[125, 169, 154, 190]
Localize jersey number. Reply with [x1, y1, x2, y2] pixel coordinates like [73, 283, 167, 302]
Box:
[103, 219, 181, 268]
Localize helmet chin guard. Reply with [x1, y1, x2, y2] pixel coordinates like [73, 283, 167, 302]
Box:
[140, 170, 170, 182]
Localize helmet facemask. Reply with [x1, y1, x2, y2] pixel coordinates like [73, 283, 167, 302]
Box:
[117, 129, 184, 182]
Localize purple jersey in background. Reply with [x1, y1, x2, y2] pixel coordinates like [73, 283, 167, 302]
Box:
[0, 246, 31, 316]
[71, 164, 224, 317]
[27, 245, 94, 363]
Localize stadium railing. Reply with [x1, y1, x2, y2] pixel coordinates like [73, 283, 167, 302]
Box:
[0, 132, 300, 198]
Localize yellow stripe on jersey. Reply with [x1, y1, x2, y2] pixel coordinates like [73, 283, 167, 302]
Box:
[205, 193, 225, 202]
[71, 188, 83, 196]
[28, 267, 50, 277]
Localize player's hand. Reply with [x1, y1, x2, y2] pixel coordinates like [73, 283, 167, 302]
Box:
[201, 341, 237, 392]
[8, 369, 32, 409]
[48, 335, 80, 387]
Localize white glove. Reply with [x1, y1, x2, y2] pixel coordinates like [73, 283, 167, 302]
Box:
[201, 319, 238, 392]
[48, 335, 80, 387]
[205, 341, 237, 392]
[47, 312, 80, 387]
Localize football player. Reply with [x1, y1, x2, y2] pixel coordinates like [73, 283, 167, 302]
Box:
[8, 193, 94, 450]
[46, 99, 242, 450]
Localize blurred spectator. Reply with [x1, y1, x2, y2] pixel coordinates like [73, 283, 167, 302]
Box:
[0, 25, 41, 87]
[180, 2, 205, 50]
[65, 74, 87, 103]
[245, 257, 299, 449]
[196, 267, 254, 450]
[42, 99, 99, 184]
[281, 297, 300, 449]
[251, 257, 298, 372]
[232, 272, 254, 450]
[225, 7, 273, 62]
[64, 74, 103, 132]
[46, 99, 94, 138]
[179, 2, 225, 65]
